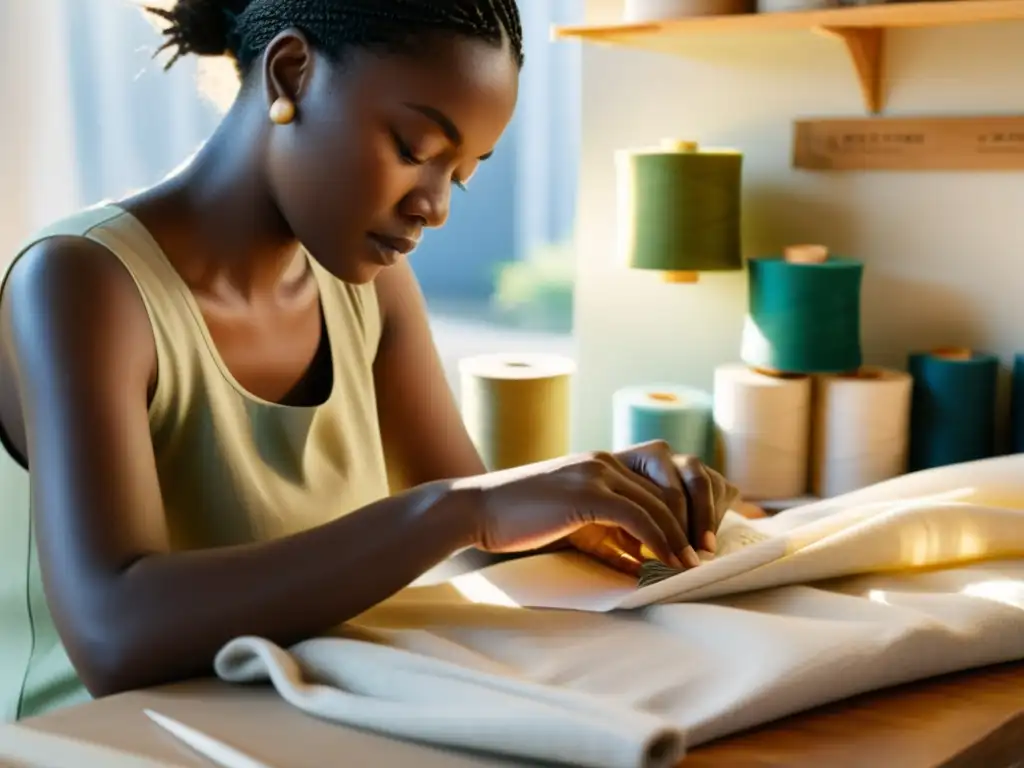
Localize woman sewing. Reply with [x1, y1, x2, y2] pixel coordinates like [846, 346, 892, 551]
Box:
[0, 0, 737, 722]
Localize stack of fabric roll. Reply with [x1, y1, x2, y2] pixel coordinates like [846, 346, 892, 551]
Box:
[715, 244, 915, 501]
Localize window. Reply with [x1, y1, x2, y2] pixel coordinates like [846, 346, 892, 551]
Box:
[54, 0, 583, 398]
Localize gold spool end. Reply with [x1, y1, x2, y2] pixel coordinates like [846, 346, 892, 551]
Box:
[932, 347, 973, 361]
[661, 139, 699, 153]
[784, 244, 829, 264]
[647, 391, 681, 404]
[751, 366, 806, 381]
[662, 270, 700, 284]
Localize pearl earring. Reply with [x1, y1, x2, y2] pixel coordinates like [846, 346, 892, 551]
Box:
[269, 97, 296, 125]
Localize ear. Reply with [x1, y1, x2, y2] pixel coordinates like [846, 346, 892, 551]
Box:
[261, 30, 316, 109]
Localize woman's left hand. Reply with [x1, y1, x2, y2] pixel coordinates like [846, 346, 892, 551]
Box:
[567, 441, 739, 574]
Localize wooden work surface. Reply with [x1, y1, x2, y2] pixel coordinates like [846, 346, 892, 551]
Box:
[686, 661, 1024, 766]
[20, 661, 1024, 767]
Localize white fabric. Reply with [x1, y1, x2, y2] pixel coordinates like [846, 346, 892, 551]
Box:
[215, 455, 1024, 767]
[0, 722, 180, 768]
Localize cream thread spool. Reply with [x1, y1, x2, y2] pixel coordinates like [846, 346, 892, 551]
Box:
[810, 366, 912, 498]
[713, 364, 812, 500]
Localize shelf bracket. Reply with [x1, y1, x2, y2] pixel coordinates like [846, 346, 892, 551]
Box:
[816, 26, 885, 114]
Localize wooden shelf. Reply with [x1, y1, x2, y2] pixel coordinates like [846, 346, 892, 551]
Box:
[552, 0, 1024, 113]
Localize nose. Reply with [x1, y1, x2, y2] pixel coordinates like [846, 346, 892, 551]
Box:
[400, 171, 451, 230]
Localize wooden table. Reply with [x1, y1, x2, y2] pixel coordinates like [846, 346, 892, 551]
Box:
[17, 661, 1024, 767]
[686, 661, 1024, 767]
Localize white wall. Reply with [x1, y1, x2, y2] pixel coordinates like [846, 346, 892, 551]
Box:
[570, 0, 1024, 452]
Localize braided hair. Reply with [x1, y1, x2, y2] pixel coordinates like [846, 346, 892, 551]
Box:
[146, 0, 524, 76]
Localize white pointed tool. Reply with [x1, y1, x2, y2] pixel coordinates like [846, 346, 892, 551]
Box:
[143, 709, 275, 768]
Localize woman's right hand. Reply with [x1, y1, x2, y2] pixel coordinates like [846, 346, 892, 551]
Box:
[452, 451, 692, 572]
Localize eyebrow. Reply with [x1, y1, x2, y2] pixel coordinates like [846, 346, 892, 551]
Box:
[403, 102, 494, 161]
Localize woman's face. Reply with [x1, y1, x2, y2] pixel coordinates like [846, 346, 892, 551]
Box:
[263, 33, 520, 284]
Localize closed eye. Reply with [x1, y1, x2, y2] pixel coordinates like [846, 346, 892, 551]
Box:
[392, 128, 469, 192]
[390, 129, 422, 165]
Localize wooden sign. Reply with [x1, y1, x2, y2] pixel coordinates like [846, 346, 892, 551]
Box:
[792, 115, 1024, 171]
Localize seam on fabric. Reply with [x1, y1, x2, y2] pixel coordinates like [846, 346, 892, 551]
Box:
[15, 505, 35, 721]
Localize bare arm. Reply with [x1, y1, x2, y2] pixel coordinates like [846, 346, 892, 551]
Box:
[1, 239, 479, 698]
[373, 260, 487, 488]
[372, 264, 576, 572]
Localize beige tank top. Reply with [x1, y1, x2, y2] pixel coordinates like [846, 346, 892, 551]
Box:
[0, 204, 391, 721]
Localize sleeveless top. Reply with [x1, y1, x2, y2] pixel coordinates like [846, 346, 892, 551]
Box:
[0, 205, 391, 722]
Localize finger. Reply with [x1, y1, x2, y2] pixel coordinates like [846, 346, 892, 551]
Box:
[707, 469, 741, 522]
[611, 443, 693, 558]
[601, 448, 679, 510]
[676, 456, 716, 553]
[720, 477, 741, 514]
[572, 526, 644, 576]
[588, 491, 683, 569]
[602, 468, 689, 560]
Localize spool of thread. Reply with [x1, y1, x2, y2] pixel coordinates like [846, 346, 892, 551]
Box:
[459, 354, 576, 471]
[810, 367, 912, 498]
[741, 245, 863, 374]
[713, 364, 812, 500]
[908, 347, 999, 472]
[1010, 354, 1024, 454]
[612, 385, 714, 464]
[624, 0, 754, 20]
[616, 139, 744, 285]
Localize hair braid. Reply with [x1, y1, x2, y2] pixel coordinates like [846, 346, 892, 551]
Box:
[147, 0, 524, 76]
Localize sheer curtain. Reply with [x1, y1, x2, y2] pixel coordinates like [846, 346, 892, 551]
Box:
[0, 0, 221, 266]
[0, 0, 80, 263]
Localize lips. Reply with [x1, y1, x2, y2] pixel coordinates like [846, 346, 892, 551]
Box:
[368, 233, 419, 256]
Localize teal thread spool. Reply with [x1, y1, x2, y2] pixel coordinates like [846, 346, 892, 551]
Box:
[908, 347, 999, 471]
[1011, 353, 1024, 454]
[612, 385, 715, 464]
[616, 139, 744, 283]
[741, 245, 863, 374]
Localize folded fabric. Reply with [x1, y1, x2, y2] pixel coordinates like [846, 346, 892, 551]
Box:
[212, 455, 1024, 765]
[431, 453, 1024, 612]
[214, 635, 685, 768]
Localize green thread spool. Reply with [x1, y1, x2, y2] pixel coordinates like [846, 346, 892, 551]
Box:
[741, 246, 864, 375]
[616, 139, 744, 284]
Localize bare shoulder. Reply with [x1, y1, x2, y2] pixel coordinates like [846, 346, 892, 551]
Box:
[3, 234, 153, 354]
[4, 234, 146, 321]
[0, 235, 157, 447]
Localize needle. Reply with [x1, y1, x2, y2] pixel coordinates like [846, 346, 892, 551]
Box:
[143, 709, 275, 768]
